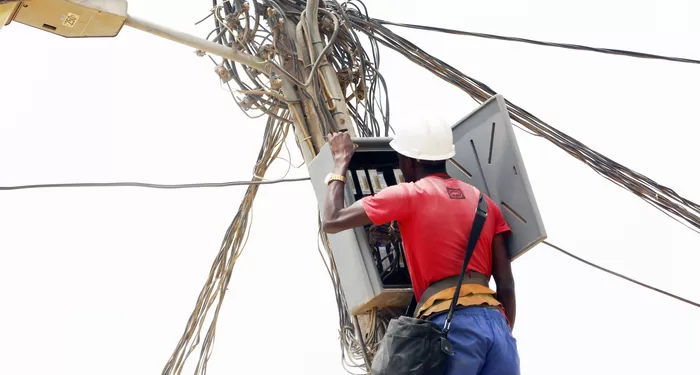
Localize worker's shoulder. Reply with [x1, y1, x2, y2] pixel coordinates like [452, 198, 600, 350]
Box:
[389, 180, 418, 194]
[440, 179, 499, 208]
[409, 177, 475, 198]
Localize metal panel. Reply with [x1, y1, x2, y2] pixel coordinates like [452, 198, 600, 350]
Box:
[448, 94, 547, 259]
[308, 145, 380, 313]
[309, 140, 414, 315]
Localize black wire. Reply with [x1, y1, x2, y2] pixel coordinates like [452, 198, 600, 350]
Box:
[0, 177, 311, 191]
[348, 15, 700, 233]
[375, 19, 700, 66]
[544, 241, 700, 309]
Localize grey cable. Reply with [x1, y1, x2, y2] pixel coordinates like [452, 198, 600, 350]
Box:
[348, 14, 700, 233]
[544, 241, 700, 309]
[0, 177, 311, 191]
[375, 19, 700, 66]
[8, 180, 695, 309]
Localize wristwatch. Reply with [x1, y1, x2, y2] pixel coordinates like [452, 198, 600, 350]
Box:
[324, 173, 346, 185]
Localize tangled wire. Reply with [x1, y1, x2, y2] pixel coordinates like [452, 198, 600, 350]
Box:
[196, 0, 390, 139]
[162, 116, 292, 375]
[163, 1, 391, 374]
[163, 1, 700, 374]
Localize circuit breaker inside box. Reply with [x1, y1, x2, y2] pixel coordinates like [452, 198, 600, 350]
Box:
[347, 150, 412, 289]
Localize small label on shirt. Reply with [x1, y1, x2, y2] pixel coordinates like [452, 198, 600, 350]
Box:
[446, 187, 466, 200]
[393, 169, 405, 184]
[356, 170, 372, 195]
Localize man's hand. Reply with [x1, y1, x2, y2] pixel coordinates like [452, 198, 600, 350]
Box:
[322, 131, 373, 234]
[327, 132, 357, 168]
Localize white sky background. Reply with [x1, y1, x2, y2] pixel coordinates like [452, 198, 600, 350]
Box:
[1, 0, 699, 373]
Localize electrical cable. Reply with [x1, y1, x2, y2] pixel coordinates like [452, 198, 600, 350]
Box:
[317, 213, 373, 374]
[162, 116, 295, 375]
[346, 12, 700, 233]
[543, 241, 700, 309]
[375, 19, 700, 66]
[0, 177, 311, 191]
[168, 3, 395, 373]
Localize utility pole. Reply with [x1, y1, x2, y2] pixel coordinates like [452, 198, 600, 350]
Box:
[266, 2, 374, 365]
[274, 0, 356, 149]
[271, 1, 382, 364]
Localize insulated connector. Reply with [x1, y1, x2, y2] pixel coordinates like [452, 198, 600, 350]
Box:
[215, 64, 232, 82]
[256, 44, 275, 60]
[241, 95, 255, 111]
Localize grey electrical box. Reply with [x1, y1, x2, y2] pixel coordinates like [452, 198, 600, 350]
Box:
[308, 94, 547, 315]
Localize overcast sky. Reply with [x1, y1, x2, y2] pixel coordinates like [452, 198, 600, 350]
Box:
[1, 0, 699, 374]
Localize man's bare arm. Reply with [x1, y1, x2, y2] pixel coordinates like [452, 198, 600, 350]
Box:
[492, 233, 516, 329]
[321, 157, 372, 233]
[322, 192, 372, 234]
[321, 132, 374, 234]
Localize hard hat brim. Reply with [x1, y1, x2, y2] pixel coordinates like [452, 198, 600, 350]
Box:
[390, 139, 456, 161]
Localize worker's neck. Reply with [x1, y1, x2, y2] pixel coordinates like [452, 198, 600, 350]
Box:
[416, 168, 448, 180]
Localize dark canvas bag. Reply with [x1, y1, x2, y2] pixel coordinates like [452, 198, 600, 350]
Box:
[370, 193, 488, 375]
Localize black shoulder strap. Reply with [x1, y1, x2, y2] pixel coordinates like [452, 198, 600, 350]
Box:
[442, 192, 488, 331]
[405, 295, 417, 317]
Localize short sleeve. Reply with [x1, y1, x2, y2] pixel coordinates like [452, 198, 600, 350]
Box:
[487, 197, 511, 236]
[360, 183, 413, 225]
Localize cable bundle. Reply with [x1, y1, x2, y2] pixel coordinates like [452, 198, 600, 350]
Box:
[345, 11, 700, 233]
[162, 116, 293, 375]
[164, 1, 390, 374]
[197, 0, 389, 139]
[317, 214, 385, 373]
[374, 20, 700, 66]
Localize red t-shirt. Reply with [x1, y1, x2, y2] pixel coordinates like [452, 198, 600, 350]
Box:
[360, 174, 511, 301]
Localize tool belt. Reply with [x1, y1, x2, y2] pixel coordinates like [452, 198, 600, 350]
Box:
[414, 271, 491, 318]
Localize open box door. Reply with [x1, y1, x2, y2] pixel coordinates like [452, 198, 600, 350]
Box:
[447, 94, 546, 260]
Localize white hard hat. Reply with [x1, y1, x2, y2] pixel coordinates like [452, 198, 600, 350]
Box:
[389, 119, 456, 161]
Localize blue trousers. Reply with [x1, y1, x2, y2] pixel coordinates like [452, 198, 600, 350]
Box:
[428, 306, 520, 375]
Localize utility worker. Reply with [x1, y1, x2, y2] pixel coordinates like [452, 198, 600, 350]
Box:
[321, 120, 520, 375]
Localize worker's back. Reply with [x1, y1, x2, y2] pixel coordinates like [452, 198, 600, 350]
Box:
[361, 173, 511, 301]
